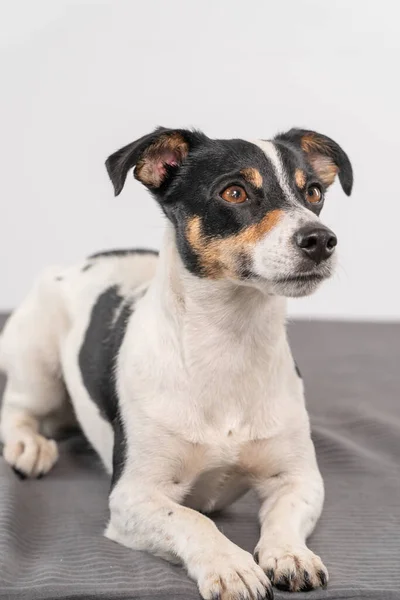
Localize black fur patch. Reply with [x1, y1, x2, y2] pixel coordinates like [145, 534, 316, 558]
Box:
[111, 410, 127, 489]
[79, 286, 133, 488]
[157, 138, 293, 279]
[89, 248, 159, 259]
[236, 251, 256, 280]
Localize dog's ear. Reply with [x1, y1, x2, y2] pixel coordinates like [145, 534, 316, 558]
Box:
[106, 127, 204, 196]
[276, 129, 353, 196]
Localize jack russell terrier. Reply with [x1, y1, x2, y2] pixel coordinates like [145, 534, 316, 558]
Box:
[0, 127, 353, 599]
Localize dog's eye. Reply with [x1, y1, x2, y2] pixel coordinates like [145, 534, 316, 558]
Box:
[305, 185, 323, 204]
[221, 186, 248, 204]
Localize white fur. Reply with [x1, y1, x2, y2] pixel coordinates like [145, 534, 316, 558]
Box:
[0, 144, 330, 599]
[252, 140, 297, 204]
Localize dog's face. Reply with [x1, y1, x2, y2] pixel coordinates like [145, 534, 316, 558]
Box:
[106, 127, 353, 297]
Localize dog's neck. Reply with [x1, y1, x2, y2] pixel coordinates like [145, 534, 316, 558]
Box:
[139, 225, 292, 435]
[149, 225, 287, 357]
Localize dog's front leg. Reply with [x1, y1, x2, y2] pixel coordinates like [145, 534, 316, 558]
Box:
[254, 463, 328, 593]
[107, 478, 272, 600]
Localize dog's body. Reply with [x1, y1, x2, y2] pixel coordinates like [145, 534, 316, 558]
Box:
[0, 128, 353, 600]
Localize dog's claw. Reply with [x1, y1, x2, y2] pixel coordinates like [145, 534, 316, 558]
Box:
[318, 569, 328, 588]
[275, 573, 291, 591]
[301, 570, 313, 591]
[12, 467, 27, 480]
[265, 568, 274, 582]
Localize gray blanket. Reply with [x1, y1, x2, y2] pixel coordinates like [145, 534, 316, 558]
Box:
[0, 315, 399, 600]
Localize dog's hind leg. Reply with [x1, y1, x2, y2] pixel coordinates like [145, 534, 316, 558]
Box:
[0, 268, 70, 479]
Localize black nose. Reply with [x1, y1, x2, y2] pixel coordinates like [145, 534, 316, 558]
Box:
[295, 225, 337, 264]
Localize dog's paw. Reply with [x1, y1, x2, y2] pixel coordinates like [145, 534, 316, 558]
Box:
[3, 433, 58, 479]
[194, 545, 273, 600]
[254, 544, 328, 592]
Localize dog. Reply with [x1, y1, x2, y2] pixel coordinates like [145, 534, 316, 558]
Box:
[0, 126, 352, 600]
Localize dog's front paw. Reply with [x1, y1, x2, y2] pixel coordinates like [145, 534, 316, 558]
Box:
[193, 544, 273, 600]
[254, 544, 328, 592]
[3, 433, 58, 479]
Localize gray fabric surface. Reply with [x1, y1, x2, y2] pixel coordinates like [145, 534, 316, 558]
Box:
[0, 314, 399, 600]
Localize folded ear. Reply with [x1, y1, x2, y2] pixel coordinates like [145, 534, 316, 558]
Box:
[106, 127, 203, 196]
[276, 128, 353, 196]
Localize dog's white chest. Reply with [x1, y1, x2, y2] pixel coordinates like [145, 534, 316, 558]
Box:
[184, 464, 249, 513]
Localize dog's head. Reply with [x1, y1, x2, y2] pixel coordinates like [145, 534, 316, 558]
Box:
[106, 127, 352, 297]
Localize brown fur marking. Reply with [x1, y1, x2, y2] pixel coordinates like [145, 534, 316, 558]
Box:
[240, 168, 263, 189]
[308, 155, 338, 187]
[300, 133, 325, 155]
[295, 168, 306, 189]
[301, 133, 338, 187]
[135, 133, 189, 187]
[186, 209, 283, 279]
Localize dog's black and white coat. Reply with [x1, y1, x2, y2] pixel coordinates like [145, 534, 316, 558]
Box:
[0, 127, 353, 600]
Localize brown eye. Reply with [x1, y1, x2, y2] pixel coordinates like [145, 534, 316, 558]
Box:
[306, 185, 323, 204]
[221, 185, 247, 204]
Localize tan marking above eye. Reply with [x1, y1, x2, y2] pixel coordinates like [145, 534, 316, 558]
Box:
[221, 185, 248, 204]
[305, 185, 322, 204]
[295, 168, 306, 189]
[240, 167, 263, 189]
[186, 209, 284, 279]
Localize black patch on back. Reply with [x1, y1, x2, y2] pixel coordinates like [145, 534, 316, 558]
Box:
[89, 248, 159, 259]
[79, 285, 133, 488]
[111, 411, 127, 488]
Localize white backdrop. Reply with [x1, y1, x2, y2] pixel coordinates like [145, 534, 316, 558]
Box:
[0, 0, 399, 319]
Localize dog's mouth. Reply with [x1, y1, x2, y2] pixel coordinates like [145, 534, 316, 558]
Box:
[273, 272, 326, 284]
[270, 267, 332, 297]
